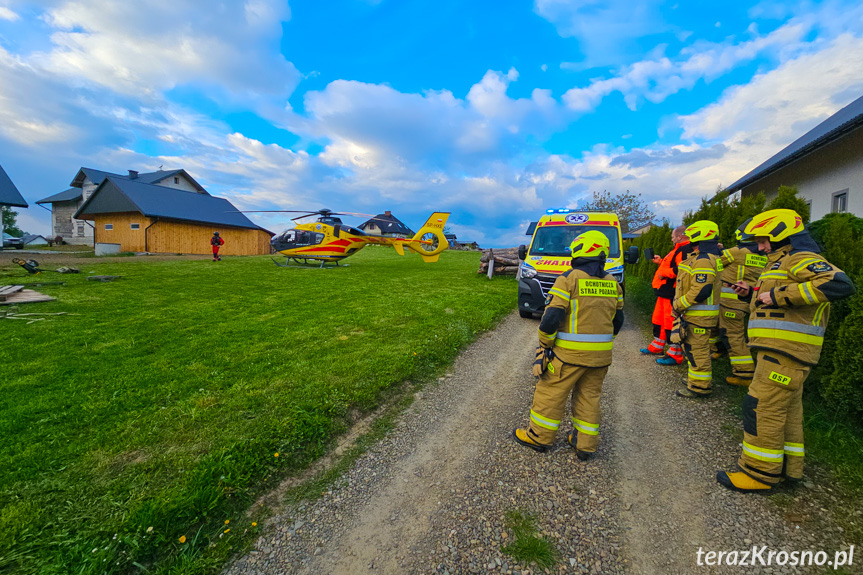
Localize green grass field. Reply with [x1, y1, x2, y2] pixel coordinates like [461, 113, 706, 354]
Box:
[0, 249, 515, 574]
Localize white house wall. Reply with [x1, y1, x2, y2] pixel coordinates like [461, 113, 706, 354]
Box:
[157, 174, 201, 193]
[741, 128, 863, 221]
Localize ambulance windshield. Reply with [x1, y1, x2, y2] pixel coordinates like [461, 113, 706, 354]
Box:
[529, 226, 621, 258]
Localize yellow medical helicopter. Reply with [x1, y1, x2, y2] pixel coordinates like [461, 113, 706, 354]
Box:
[246, 209, 450, 266]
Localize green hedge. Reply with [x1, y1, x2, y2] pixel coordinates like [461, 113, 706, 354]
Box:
[626, 188, 863, 419]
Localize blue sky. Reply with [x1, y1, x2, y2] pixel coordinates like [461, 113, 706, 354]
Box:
[1, 0, 863, 247]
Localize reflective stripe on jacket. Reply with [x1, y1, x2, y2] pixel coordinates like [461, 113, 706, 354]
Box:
[748, 245, 852, 365]
[673, 250, 721, 327]
[719, 245, 767, 312]
[538, 269, 624, 367]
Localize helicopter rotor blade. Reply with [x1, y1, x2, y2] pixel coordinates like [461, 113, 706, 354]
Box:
[227, 210, 327, 214]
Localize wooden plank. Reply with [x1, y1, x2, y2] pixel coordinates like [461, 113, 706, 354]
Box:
[0, 289, 55, 305]
[0, 285, 24, 301]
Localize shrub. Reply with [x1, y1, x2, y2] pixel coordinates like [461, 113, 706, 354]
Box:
[822, 276, 863, 419]
[767, 185, 811, 223]
[683, 188, 766, 247]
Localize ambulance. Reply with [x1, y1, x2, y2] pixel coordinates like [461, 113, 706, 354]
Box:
[517, 209, 640, 318]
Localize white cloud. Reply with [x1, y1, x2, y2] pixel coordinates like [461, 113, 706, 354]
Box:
[534, 0, 665, 68]
[562, 19, 811, 112]
[32, 0, 298, 101]
[559, 1, 863, 113]
[0, 6, 19, 21]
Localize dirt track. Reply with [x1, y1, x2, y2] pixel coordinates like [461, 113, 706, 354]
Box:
[226, 311, 858, 575]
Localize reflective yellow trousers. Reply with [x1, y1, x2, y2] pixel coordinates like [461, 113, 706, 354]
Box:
[527, 356, 608, 452]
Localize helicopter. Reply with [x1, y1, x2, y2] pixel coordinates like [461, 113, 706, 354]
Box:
[242, 209, 450, 266]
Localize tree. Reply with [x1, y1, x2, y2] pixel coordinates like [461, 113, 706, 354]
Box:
[1, 206, 23, 237]
[766, 185, 811, 223]
[580, 190, 656, 233]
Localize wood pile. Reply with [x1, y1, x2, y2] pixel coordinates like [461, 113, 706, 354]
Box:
[478, 247, 521, 275]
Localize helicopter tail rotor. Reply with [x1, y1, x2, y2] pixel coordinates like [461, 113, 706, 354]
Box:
[406, 212, 450, 262]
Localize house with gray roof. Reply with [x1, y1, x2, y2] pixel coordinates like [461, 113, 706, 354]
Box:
[1, 164, 28, 243]
[37, 167, 206, 244]
[358, 211, 415, 238]
[728, 94, 863, 220]
[73, 176, 273, 255]
[0, 164, 27, 209]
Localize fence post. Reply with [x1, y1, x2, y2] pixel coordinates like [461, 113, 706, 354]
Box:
[487, 248, 495, 279]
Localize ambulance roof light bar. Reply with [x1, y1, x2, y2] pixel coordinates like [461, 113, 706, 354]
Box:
[546, 208, 573, 214]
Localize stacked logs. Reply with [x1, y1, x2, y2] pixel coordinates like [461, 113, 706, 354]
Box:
[478, 247, 520, 275]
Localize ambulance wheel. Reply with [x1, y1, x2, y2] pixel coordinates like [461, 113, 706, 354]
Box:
[519, 310, 534, 319]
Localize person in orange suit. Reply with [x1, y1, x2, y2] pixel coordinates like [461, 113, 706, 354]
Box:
[641, 225, 691, 364]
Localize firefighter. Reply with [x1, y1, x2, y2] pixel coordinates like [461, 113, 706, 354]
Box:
[513, 230, 625, 460]
[717, 209, 856, 492]
[672, 220, 722, 398]
[715, 220, 767, 386]
[211, 231, 224, 261]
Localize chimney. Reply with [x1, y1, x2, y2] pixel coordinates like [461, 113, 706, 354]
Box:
[384, 210, 392, 216]
[128, 170, 139, 179]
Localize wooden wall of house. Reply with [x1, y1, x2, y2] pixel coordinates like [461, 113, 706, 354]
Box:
[92, 213, 152, 252]
[148, 221, 272, 255]
[90, 214, 272, 254]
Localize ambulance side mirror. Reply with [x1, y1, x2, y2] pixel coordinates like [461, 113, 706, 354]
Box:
[624, 245, 640, 264]
[518, 245, 527, 261]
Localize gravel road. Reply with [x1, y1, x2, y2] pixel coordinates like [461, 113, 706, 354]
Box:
[225, 310, 860, 575]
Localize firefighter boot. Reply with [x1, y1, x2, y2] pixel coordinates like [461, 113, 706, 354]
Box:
[716, 471, 773, 493]
[512, 428, 550, 453]
[726, 375, 752, 387]
[566, 432, 593, 461]
[676, 387, 710, 398]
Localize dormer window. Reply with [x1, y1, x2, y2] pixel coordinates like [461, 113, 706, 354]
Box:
[174, 177, 180, 184]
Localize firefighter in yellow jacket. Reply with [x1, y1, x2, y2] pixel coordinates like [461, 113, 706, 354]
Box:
[672, 220, 722, 398]
[513, 230, 624, 460]
[716, 220, 768, 386]
[717, 209, 856, 492]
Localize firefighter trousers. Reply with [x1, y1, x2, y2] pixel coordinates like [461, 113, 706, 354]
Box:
[682, 323, 716, 394]
[720, 308, 754, 379]
[738, 351, 808, 484]
[528, 356, 608, 452]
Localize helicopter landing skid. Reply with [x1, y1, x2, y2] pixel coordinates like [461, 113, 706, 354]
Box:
[270, 257, 348, 269]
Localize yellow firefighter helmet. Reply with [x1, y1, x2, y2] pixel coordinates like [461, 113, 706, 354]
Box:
[569, 230, 610, 259]
[743, 209, 804, 242]
[685, 220, 719, 243]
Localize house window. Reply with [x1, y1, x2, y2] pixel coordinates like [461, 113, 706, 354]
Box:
[174, 177, 180, 184]
[77, 223, 84, 236]
[104, 224, 113, 230]
[130, 223, 140, 230]
[832, 189, 848, 213]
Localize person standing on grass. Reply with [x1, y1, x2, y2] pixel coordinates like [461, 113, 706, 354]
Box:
[513, 230, 624, 460]
[716, 209, 855, 493]
[211, 231, 224, 261]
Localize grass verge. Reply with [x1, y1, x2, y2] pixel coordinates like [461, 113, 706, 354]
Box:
[0, 249, 515, 574]
[501, 510, 558, 570]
